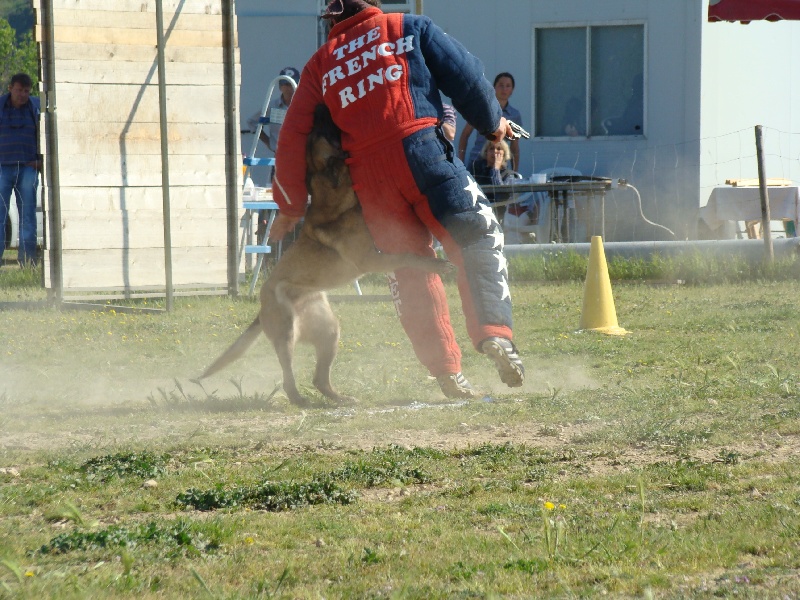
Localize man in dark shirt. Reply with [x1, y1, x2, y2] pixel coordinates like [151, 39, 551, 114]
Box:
[0, 73, 41, 266]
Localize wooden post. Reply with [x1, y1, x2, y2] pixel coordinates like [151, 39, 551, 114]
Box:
[754, 125, 774, 263]
[222, 0, 240, 297]
[40, 0, 64, 303]
[155, 0, 174, 311]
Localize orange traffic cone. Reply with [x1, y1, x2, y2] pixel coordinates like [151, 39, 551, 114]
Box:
[579, 236, 628, 335]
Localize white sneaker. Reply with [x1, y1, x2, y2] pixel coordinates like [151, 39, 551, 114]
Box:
[481, 337, 525, 388]
[437, 372, 479, 399]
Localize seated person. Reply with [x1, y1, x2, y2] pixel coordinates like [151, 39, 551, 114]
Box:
[469, 139, 516, 186]
[503, 195, 540, 245]
[561, 97, 585, 137]
[470, 141, 537, 243]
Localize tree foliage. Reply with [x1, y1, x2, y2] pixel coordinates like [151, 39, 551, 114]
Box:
[0, 17, 38, 93]
[0, 0, 33, 41]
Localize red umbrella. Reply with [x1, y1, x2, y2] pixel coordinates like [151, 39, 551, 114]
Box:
[708, 0, 800, 22]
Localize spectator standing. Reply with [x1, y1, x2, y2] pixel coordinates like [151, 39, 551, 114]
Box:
[440, 102, 456, 142]
[0, 72, 40, 267]
[458, 72, 522, 172]
[270, 0, 525, 398]
[248, 66, 301, 157]
[247, 66, 300, 242]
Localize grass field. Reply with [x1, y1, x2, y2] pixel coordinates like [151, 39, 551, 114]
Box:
[1, 261, 799, 598]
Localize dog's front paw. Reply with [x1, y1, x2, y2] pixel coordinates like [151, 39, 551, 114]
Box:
[287, 393, 313, 408]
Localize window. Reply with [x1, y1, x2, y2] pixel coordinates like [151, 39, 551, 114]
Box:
[380, 0, 416, 11]
[316, 1, 418, 47]
[534, 24, 644, 138]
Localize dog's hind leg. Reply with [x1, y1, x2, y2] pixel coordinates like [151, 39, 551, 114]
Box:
[260, 283, 312, 407]
[295, 292, 357, 404]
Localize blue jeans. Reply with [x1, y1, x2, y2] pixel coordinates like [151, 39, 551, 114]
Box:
[0, 163, 39, 265]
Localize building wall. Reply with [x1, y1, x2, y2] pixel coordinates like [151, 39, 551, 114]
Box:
[235, 0, 798, 241]
[424, 0, 705, 240]
[234, 1, 319, 185]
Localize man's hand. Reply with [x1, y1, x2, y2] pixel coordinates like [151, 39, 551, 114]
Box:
[268, 213, 301, 242]
[487, 117, 514, 143]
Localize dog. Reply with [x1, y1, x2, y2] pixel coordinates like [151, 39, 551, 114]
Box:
[201, 105, 452, 406]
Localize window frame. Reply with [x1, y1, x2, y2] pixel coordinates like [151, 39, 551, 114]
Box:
[532, 20, 647, 141]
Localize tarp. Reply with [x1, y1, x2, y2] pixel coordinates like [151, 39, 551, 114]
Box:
[708, 0, 800, 22]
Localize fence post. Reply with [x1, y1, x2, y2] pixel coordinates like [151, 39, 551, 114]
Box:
[754, 125, 774, 263]
[155, 0, 174, 311]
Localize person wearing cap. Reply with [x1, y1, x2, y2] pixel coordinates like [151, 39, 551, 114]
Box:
[270, 0, 525, 399]
[250, 66, 300, 156]
[248, 67, 299, 242]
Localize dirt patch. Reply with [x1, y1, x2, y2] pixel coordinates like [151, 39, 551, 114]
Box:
[3, 398, 799, 472]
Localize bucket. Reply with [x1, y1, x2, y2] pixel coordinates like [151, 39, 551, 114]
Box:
[529, 173, 547, 184]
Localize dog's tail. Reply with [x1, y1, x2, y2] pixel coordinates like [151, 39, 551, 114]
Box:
[199, 317, 262, 379]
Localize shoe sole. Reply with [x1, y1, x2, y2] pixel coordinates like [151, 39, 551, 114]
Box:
[438, 374, 479, 399]
[483, 341, 525, 388]
[441, 388, 479, 400]
[439, 382, 479, 400]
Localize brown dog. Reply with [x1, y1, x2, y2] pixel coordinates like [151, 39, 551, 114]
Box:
[201, 105, 451, 406]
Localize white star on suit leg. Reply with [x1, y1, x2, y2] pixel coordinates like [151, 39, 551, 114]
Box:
[495, 250, 508, 274]
[477, 203, 498, 229]
[498, 276, 511, 301]
[488, 229, 504, 250]
[464, 176, 486, 206]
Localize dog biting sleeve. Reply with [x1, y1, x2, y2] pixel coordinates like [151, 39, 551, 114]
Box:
[275, 8, 502, 216]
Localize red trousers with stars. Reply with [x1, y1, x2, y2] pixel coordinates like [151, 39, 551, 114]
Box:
[347, 126, 513, 377]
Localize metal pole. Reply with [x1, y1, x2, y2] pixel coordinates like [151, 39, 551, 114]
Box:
[754, 125, 774, 263]
[155, 0, 174, 311]
[222, 0, 239, 296]
[600, 194, 606, 240]
[40, 0, 63, 304]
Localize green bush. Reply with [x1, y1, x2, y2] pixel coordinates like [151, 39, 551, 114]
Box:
[509, 250, 800, 284]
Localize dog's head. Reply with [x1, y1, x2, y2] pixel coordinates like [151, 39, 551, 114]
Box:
[306, 105, 349, 190]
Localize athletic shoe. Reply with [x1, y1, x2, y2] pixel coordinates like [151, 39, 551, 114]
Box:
[437, 372, 479, 399]
[481, 337, 525, 387]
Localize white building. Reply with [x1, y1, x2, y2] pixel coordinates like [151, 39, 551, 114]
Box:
[235, 0, 800, 241]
